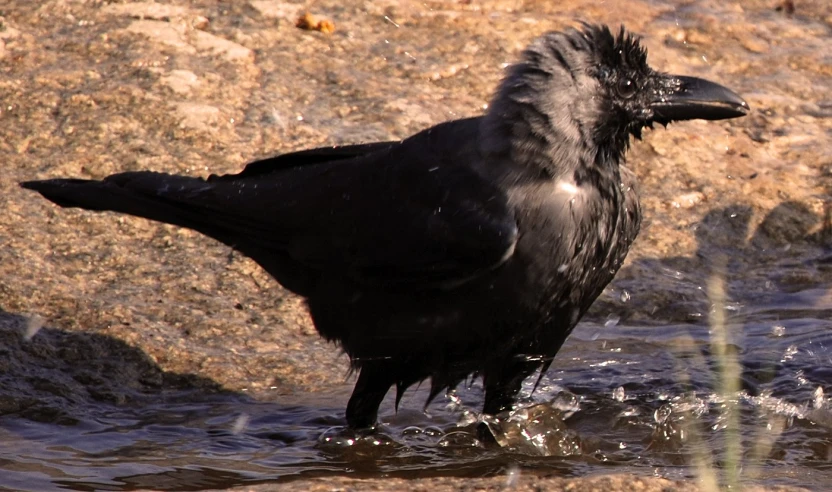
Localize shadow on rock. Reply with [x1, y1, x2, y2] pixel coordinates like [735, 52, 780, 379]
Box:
[590, 198, 832, 324]
[0, 310, 242, 425]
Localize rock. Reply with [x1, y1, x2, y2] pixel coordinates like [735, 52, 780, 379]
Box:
[159, 68, 201, 93]
[125, 19, 254, 62]
[126, 19, 197, 55]
[102, 1, 191, 20]
[250, 1, 304, 20]
[173, 101, 223, 131]
[1, 0, 830, 489]
[671, 191, 706, 210]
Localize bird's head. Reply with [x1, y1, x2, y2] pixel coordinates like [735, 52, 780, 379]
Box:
[484, 24, 749, 173]
[581, 24, 749, 158]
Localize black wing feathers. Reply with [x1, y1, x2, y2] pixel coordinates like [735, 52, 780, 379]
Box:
[22, 119, 517, 290]
[209, 141, 398, 180]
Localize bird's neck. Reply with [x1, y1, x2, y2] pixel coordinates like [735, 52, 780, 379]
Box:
[479, 103, 624, 186]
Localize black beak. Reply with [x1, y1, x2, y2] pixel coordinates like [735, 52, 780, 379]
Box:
[650, 75, 749, 122]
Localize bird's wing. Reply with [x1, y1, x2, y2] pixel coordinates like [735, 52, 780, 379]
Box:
[209, 141, 399, 179]
[26, 118, 518, 289]
[212, 119, 518, 288]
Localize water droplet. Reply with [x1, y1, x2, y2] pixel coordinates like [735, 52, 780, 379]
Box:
[814, 387, 825, 409]
[654, 404, 672, 424]
[401, 426, 423, 436]
[423, 426, 444, 437]
[362, 434, 396, 447]
[437, 431, 482, 448]
[446, 390, 463, 408]
[456, 410, 478, 427]
[725, 302, 743, 312]
[795, 370, 809, 385]
[782, 345, 798, 362]
[619, 289, 631, 302]
[23, 314, 44, 341]
[613, 386, 626, 402]
[505, 466, 521, 487]
[551, 390, 581, 416]
[771, 324, 786, 337]
[231, 413, 249, 435]
[317, 427, 356, 447]
[620, 406, 640, 417]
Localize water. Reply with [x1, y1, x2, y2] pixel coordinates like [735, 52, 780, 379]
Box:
[3, 287, 831, 490]
[2, 0, 830, 489]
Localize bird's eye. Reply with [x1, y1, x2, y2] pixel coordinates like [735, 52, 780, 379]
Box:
[616, 77, 637, 99]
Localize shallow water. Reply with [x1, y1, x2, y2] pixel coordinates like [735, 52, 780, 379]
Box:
[3, 284, 831, 491]
[1, 0, 830, 490]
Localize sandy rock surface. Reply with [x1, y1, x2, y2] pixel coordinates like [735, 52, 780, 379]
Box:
[227, 473, 808, 492]
[0, 0, 829, 489]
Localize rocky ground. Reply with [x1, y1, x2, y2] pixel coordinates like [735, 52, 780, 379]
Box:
[0, 0, 830, 490]
[248, 473, 808, 492]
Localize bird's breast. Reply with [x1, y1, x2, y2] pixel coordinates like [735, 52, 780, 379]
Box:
[508, 175, 638, 312]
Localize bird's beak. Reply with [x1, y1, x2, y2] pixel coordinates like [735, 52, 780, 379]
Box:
[650, 75, 749, 122]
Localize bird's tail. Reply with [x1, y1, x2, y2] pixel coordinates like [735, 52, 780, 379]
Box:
[20, 172, 230, 242]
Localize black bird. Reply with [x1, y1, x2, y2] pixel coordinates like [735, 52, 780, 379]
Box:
[21, 25, 748, 429]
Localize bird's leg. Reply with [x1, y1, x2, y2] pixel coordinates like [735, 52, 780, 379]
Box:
[477, 359, 540, 445]
[345, 362, 394, 430]
[482, 359, 540, 416]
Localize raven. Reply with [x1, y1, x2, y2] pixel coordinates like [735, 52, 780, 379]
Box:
[21, 25, 748, 429]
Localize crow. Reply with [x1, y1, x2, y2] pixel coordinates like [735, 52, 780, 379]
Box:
[21, 24, 748, 430]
